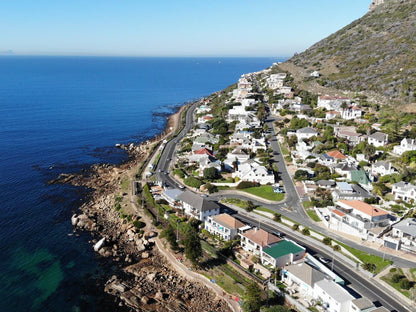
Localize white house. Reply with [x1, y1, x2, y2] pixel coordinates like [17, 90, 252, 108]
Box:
[314, 279, 354, 312]
[340, 106, 362, 120]
[368, 132, 388, 147]
[392, 181, 416, 202]
[239, 228, 281, 256]
[282, 262, 327, 297]
[205, 214, 247, 241]
[266, 73, 286, 89]
[386, 218, 416, 251]
[393, 138, 416, 155]
[161, 189, 184, 207]
[336, 200, 390, 228]
[317, 95, 351, 111]
[325, 111, 340, 120]
[223, 147, 250, 171]
[261, 240, 306, 268]
[371, 161, 396, 177]
[296, 127, 319, 141]
[232, 159, 275, 185]
[177, 191, 220, 222]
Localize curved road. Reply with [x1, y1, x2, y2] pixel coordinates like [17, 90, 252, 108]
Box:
[153, 89, 415, 309]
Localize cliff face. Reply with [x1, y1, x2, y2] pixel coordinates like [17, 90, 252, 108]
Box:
[285, 0, 416, 105]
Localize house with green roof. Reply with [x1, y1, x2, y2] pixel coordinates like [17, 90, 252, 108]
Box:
[261, 240, 306, 268]
[350, 170, 371, 186]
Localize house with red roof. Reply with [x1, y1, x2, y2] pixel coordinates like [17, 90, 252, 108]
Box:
[205, 214, 248, 241]
[327, 200, 391, 239]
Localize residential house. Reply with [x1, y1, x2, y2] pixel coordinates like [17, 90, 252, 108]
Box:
[368, 132, 388, 147]
[340, 106, 362, 120]
[261, 240, 306, 268]
[371, 161, 396, 177]
[232, 159, 275, 185]
[293, 140, 314, 160]
[296, 127, 319, 141]
[223, 147, 250, 171]
[197, 114, 213, 124]
[334, 163, 357, 179]
[205, 214, 247, 241]
[336, 200, 390, 228]
[161, 189, 184, 207]
[282, 262, 327, 297]
[349, 297, 376, 312]
[266, 73, 286, 89]
[331, 183, 374, 201]
[239, 228, 281, 256]
[325, 111, 340, 120]
[314, 279, 354, 312]
[317, 180, 336, 189]
[350, 170, 372, 187]
[388, 218, 416, 251]
[393, 138, 416, 155]
[317, 95, 351, 111]
[177, 191, 220, 222]
[242, 137, 267, 152]
[391, 181, 416, 202]
[334, 126, 366, 146]
[188, 147, 215, 162]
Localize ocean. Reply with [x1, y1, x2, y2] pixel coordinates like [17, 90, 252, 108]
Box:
[0, 56, 282, 311]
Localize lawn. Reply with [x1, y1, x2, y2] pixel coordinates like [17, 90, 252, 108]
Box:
[222, 198, 248, 209]
[306, 210, 321, 222]
[242, 185, 285, 201]
[338, 242, 392, 274]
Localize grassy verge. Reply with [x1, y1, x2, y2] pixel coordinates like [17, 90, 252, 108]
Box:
[337, 242, 392, 274]
[255, 206, 275, 215]
[242, 185, 285, 201]
[222, 198, 248, 209]
[306, 210, 321, 222]
[381, 269, 411, 298]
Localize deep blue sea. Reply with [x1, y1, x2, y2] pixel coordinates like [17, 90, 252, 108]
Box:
[0, 56, 282, 311]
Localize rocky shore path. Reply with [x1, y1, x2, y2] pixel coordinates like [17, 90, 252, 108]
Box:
[129, 194, 241, 312]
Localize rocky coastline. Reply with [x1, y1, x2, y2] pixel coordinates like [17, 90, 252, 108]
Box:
[51, 104, 233, 311]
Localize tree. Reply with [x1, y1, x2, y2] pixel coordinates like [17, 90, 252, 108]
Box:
[246, 200, 256, 212]
[161, 224, 179, 251]
[242, 281, 263, 312]
[273, 213, 282, 222]
[302, 227, 310, 235]
[184, 177, 203, 189]
[292, 224, 299, 231]
[322, 237, 332, 246]
[203, 167, 220, 181]
[333, 245, 341, 251]
[204, 183, 218, 194]
[183, 225, 202, 267]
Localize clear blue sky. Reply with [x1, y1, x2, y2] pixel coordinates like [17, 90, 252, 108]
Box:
[1, 0, 369, 57]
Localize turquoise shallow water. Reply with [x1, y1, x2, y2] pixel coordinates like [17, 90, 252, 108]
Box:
[0, 56, 283, 311]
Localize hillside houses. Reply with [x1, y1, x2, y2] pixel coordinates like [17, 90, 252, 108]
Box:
[391, 181, 416, 202]
[393, 138, 416, 155]
[368, 132, 388, 147]
[317, 95, 351, 111]
[177, 191, 220, 222]
[232, 159, 275, 185]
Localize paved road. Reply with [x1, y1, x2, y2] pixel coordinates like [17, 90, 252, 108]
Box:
[234, 213, 412, 312]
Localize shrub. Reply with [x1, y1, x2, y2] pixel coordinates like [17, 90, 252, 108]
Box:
[174, 168, 186, 178]
[400, 278, 411, 290]
[391, 273, 402, 283]
[292, 224, 299, 231]
[322, 237, 332, 245]
[333, 245, 341, 251]
[204, 183, 218, 194]
[236, 181, 260, 189]
[302, 227, 310, 235]
[273, 213, 282, 222]
[389, 268, 397, 273]
[133, 220, 146, 229]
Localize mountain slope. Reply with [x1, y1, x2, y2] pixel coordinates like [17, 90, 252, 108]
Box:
[282, 0, 416, 105]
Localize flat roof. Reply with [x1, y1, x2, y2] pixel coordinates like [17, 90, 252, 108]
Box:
[315, 279, 354, 303]
[263, 240, 304, 259]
